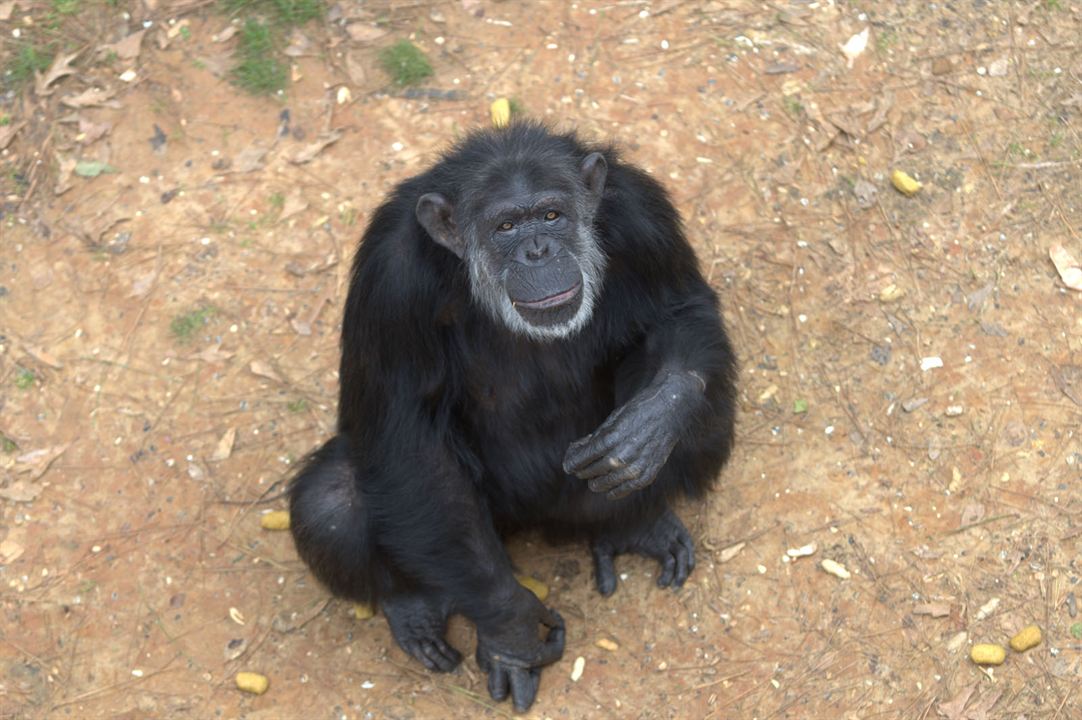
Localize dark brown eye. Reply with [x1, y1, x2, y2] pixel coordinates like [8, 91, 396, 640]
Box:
[544, 210, 559, 221]
[498, 221, 513, 231]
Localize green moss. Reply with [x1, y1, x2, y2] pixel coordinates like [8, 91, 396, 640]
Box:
[379, 41, 433, 87]
[5, 44, 54, 88]
[231, 19, 287, 95]
[14, 367, 35, 390]
[170, 306, 216, 342]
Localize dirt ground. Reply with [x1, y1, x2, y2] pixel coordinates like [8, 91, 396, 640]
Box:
[2, 0, 1081, 718]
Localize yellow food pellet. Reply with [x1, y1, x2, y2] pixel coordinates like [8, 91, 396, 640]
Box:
[1009, 625, 1042, 652]
[970, 644, 1006, 666]
[235, 672, 270, 695]
[353, 603, 376, 620]
[595, 638, 619, 652]
[491, 98, 511, 129]
[516, 574, 549, 601]
[260, 510, 290, 531]
[891, 169, 923, 196]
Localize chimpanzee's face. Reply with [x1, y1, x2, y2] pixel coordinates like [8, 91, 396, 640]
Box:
[416, 153, 609, 341]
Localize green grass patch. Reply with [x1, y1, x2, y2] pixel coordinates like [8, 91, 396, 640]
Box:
[286, 398, 308, 413]
[14, 367, 35, 390]
[170, 306, 215, 342]
[231, 19, 288, 95]
[51, 0, 81, 14]
[4, 44, 54, 88]
[0, 433, 17, 453]
[222, 0, 323, 26]
[379, 41, 433, 87]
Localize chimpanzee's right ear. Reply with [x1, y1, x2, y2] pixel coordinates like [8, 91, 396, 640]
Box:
[416, 193, 463, 258]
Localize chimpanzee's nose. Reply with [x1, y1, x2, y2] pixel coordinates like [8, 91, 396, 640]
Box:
[522, 236, 552, 263]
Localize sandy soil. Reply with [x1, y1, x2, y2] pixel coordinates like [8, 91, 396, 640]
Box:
[2, 1, 1081, 718]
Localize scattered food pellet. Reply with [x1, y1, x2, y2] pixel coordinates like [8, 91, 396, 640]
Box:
[235, 671, 270, 695]
[595, 638, 619, 652]
[515, 574, 549, 601]
[970, 644, 1006, 666]
[891, 169, 923, 196]
[260, 510, 290, 531]
[879, 284, 905, 302]
[820, 559, 851, 579]
[570, 656, 585, 682]
[1009, 625, 1042, 652]
[490, 97, 511, 128]
[920, 356, 943, 371]
[945, 405, 964, 417]
[787, 542, 817, 559]
[353, 603, 375, 620]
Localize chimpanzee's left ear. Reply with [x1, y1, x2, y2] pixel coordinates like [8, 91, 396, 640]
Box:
[580, 153, 608, 203]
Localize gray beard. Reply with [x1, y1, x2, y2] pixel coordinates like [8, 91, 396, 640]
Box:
[467, 225, 606, 342]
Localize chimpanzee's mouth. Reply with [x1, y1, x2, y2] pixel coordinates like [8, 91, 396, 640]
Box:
[515, 282, 582, 310]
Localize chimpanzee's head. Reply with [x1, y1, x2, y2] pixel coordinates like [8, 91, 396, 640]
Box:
[415, 126, 608, 341]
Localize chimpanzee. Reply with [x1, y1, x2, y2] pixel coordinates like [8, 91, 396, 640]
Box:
[289, 122, 736, 711]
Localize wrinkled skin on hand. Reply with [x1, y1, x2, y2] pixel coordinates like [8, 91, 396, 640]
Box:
[563, 371, 705, 499]
[474, 588, 566, 712]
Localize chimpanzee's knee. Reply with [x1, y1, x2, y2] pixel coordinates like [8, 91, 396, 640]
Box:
[289, 435, 375, 601]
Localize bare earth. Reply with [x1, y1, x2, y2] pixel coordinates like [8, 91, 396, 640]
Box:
[2, 1, 1081, 718]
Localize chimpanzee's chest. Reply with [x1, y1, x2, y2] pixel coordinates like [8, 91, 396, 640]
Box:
[459, 341, 616, 518]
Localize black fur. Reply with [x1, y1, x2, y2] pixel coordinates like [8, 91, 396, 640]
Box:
[289, 122, 736, 710]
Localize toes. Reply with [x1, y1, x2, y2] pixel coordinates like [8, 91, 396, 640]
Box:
[593, 546, 618, 597]
[422, 639, 461, 673]
[673, 543, 691, 588]
[487, 663, 509, 702]
[406, 640, 439, 672]
[657, 551, 676, 587]
[509, 667, 541, 712]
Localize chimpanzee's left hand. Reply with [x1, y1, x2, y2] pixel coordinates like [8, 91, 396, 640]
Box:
[563, 371, 704, 499]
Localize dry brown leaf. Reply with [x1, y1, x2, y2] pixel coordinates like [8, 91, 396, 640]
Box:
[959, 503, 985, 527]
[229, 144, 269, 174]
[0, 121, 25, 150]
[719, 541, 745, 563]
[211, 427, 237, 461]
[189, 343, 234, 364]
[346, 23, 388, 42]
[14, 443, 71, 479]
[937, 684, 975, 720]
[55, 154, 78, 196]
[77, 116, 112, 144]
[280, 191, 308, 220]
[284, 29, 312, 57]
[1050, 365, 1082, 408]
[105, 29, 147, 60]
[345, 51, 367, 85]
[213, 24, 237, 43]
[0, 538, 24, 563]
[0, 481, 43, 503]
[0, 2, 15, 21]
[62, 87, 120, 109]
[1049, 244, 1082, 290]
[964, 688, 1002, 720]
[35, 51, 80, 95]
[250, 360, 282, 382]
[913, 602, 951, 618]
[289, 130, 343, 164]
[21, 343, 63, 369]
[127, 269, 157, 298]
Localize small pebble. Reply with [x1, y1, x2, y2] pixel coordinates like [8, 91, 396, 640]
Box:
[595, 638, 619, 652]
[236, 672, 270, 695]
[570, 656, 585, 682]
[920, 356, 943, 371]
[787, 542, 817, 558]
[945, 405, 964, 417]
[970, 644, 1006, 666]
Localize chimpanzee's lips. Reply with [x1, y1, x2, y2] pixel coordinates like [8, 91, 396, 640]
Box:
[516, 282, 582, 310]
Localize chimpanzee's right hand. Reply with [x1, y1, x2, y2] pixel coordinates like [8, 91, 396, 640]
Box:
[474, 589, 565, 712]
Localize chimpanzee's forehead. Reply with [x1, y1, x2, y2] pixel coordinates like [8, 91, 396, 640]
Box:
[473, 158, 578, 202]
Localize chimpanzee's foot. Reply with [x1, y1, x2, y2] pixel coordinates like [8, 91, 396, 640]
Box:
[382, 592, 462, 672]
[590, 508, 695, 597]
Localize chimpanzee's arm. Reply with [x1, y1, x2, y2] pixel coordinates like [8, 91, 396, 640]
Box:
[369, 423, 564, 710]
[563, 163, 734, 499]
